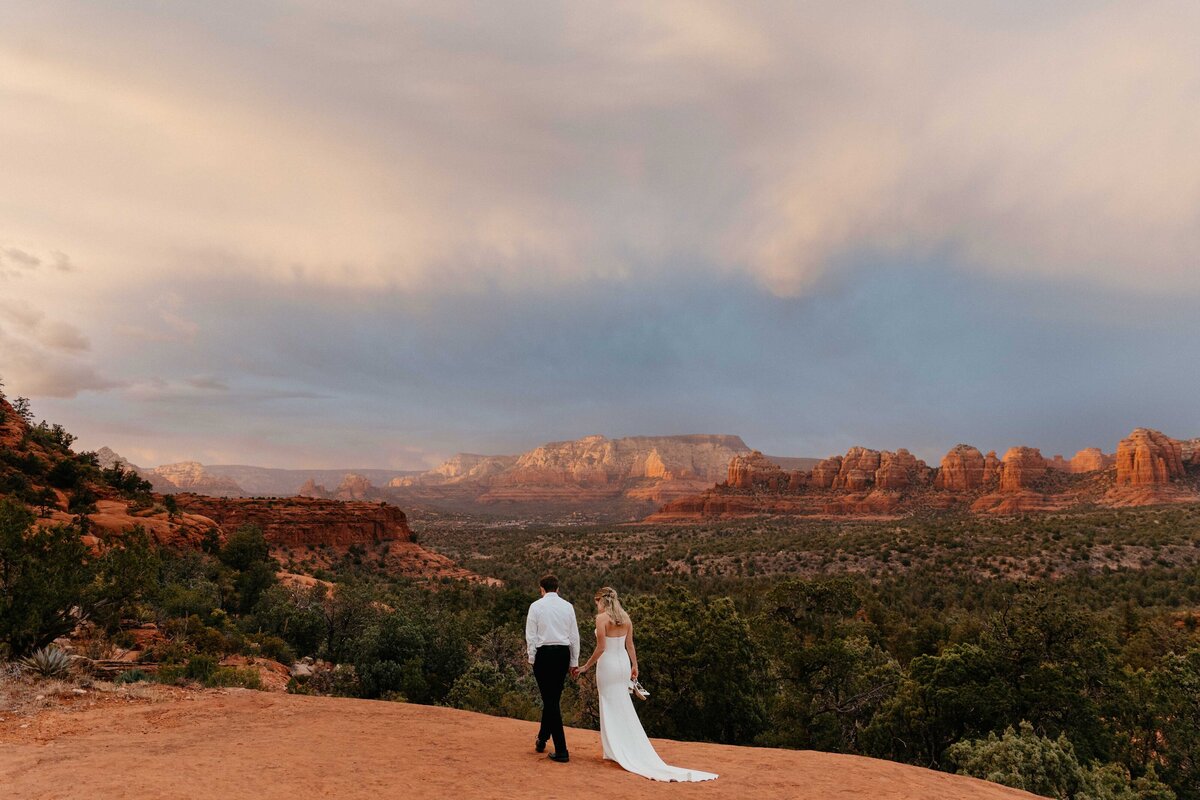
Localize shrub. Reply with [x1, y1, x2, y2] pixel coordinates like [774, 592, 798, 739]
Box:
[184, 654, 218, 683]
[115, 668, 151, 685]
[19, 645, 75, 678]
[0, 500, 94, 659]
[206, 667, 263, 690]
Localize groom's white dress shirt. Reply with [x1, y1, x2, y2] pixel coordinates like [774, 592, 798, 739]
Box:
[526, 591, 580, 667]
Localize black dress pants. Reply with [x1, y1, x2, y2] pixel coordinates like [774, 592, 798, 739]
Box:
[534, 644, 569, 755]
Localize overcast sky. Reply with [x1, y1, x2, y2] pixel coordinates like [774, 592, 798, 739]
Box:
[1, 1, 1198, 469]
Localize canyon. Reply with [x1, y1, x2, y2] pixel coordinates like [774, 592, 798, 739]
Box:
[652, 427, 1200, 521]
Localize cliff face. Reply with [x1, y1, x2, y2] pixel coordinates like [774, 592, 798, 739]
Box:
[934, 445, 988, 491]
[1115, 428, 1186, 486]
[173, 494, 412, 548]
[652, 427, 1200, 521]
[387, 434, 754, 510]
[998, 447, 1047, 492]
[144, 461, 247, 497]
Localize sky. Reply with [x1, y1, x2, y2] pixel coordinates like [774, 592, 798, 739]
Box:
[1, 1, 1199, 469]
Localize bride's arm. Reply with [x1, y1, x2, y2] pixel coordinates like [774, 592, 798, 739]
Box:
[576, 616, 605, 674]
[625, 623, 638, 680]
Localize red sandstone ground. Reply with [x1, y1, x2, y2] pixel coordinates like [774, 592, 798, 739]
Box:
[0, 690, 1041, 800]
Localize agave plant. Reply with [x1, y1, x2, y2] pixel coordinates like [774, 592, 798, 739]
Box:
[20, 645, 75, 678]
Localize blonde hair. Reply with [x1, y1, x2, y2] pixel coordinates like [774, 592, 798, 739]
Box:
[595, 586, 631, 627]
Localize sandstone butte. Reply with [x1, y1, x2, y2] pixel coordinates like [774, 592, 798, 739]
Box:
[651, 427, 1200, 521]
[0, 691, 1040, 800]
[389, 434, 753, 507]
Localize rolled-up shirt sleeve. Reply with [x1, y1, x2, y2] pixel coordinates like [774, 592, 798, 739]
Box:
[568, 606, 580, 667]
[526, 602, 540, 664]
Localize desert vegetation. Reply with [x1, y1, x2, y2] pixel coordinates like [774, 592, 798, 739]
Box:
[3, 394, 1200, 799]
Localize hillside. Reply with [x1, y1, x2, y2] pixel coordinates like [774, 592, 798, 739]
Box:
[0, 392, 482, 583]
[0, 691, 1039, 800]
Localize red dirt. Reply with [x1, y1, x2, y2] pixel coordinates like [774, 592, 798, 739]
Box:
[0, 690, 1041, 800]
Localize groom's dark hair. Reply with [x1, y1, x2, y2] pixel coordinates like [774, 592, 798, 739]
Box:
[540, 574, 559, 592]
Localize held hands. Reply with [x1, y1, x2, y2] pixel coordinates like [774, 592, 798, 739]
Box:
[569, 667, 580, 678]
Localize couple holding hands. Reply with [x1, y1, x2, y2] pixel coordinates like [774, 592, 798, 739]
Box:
[525, 575, 716, 783]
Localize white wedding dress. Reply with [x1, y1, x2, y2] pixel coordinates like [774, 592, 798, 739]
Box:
[596, 634, 718, 782]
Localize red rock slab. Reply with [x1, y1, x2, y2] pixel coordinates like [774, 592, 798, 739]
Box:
[0, 691, 1042, 800]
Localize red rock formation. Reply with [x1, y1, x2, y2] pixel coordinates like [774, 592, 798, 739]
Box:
[174, 495, 412, 548]
[832, 448, 880, 491]
[1069, 448, 1114, 473]
[727, 451, 787, 490]
[1115, 428, 1185, 486]
[1183, 439, 1200, 467]
[983, 451, 1002, 484]
[147, 461, 246, 497]
[335, 473, 373, 501]
[297, 479, 327, 498]
[1047, 455, 1070, 472]
[999, 447, 1047, 492]
[874, 449, 929, 490]
[934, 445, 986, 491]
[809, 456, 842, 489]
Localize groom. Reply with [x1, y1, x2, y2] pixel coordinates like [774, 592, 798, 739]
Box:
[526, 574, 580, 763]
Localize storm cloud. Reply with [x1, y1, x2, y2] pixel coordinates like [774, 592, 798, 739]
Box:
[1, 2, 1198, 466]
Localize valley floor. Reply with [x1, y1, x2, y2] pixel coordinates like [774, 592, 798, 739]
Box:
[0, 690, 1040, 800]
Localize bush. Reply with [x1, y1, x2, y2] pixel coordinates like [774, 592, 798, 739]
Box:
[948, 722, 1176, 800]
[0, 500, 94, 659]
[206, 667, 263, 690]
[184, 654, 218, 683]
[115, 668, 151, 685]
[20, 645, 75, 678]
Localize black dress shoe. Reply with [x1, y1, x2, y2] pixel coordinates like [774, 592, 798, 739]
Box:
[535, 737, 547, 753]
[547, 752, 570, 763]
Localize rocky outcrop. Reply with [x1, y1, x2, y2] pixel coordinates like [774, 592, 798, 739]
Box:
[727, 451, 787, 489]
[388, 434, 756, 511]
[934, 445, 986, 491]
[809, 456, 842, 489]
[1069, 448, 1113, 473]
[832, 448, 881, 491]
[874, 449, 930, 490]
[998, 447, 1047, 492]
[94, 446, 134, 470]
[494, 434, 747, 487]
[334, 473, 373, 501]
[652, 426, 1200, 522]
[148, 461, 247, 497]
[297, 479, 327, 498]
[1116, 429, 1186, 486]
[173, 495, 412, 548]
[393, 454, 518, 486]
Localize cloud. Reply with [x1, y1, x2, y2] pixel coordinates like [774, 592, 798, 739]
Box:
[0, 327, 122, 398]
[1, 2, 1198, 300]
[185, 376, 229, 392]
[0, 299, 90, 352]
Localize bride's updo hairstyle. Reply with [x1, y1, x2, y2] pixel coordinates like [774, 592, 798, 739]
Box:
[595, 586, 631, 626]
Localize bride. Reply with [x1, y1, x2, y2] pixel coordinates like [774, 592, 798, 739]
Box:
[575, 587, 718, 782]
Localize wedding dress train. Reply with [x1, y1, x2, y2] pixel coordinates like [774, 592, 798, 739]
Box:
[596, 635, 718, 782]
